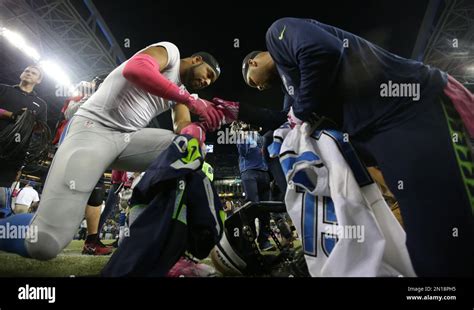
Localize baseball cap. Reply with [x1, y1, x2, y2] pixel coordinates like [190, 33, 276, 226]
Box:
[193, 52, 221, 80]
[241, 51, 263, 86]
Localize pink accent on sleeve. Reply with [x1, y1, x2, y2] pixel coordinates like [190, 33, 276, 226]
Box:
[443, 75, 474, 137]
[122, 53, 191, 104]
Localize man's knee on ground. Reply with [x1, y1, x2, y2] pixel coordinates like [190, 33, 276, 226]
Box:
[25, 230, 63, 260]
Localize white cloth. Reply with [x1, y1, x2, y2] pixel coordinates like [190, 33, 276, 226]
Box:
[270, 122, 416, 277]
[131, 172, 145, 190]
[80, 219, 87, 229]
[76, 42, 183, 131]
[15, 186, 40, 207]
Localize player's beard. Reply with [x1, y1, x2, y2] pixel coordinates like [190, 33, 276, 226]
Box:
[183, 64, 203, 91]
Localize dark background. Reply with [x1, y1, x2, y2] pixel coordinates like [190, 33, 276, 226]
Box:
[0, 0, 430, 131]
[94, 0, 430, 148]
[0, 0, 430, 174]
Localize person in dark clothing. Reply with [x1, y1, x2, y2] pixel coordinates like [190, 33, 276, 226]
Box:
[0, 65, 47, 217]
[236, 128, 275, 251]
[213, 18, 474, 277]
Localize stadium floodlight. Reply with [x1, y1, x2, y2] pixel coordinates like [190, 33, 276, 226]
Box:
[1, 27, 75, 94]
[1, 28, 41, 61]
[39, 60, 74, 92]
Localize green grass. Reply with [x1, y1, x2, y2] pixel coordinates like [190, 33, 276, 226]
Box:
[0, 240, 225, 277]
[0, 239, 299, 277]
[0, 240, 111, 277]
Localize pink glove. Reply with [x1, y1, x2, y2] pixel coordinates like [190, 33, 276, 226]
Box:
[186, 97, 222, 131]
[287, 107, 303, 128]
[211, 97, 239, 125]
[180, 122, 206, 146]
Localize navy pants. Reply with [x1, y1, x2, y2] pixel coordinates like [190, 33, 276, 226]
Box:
[353, 95, 474, 276]
[241, 169, 271, 245]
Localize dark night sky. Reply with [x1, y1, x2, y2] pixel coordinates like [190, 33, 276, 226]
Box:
[94, 0, 429, 110]
[0, 0, 431, 177]
[93, 0, 429, 143]
[0, 0, 431, 124]
[0, 0, 431, 145]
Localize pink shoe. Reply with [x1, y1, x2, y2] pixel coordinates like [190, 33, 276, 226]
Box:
[167, 256, 218, 277]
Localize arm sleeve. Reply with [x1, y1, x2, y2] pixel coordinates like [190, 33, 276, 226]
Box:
[266, 18, 343, 121]
[122, 54, 191, 104]
[282, 94, 294, 113]
[38, 100, 47, 123]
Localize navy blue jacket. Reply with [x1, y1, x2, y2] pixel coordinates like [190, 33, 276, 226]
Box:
[237, 133, 268, 173]
[102, 135, 223, 277]
[266, 17, 447, 136]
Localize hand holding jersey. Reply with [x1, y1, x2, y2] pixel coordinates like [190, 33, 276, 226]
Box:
[123, 53, 222, 131]
[186, 96, 222, 131]
[287, 106, 302, 128]
[180, 122, 206, 146]
[241, 17, 474, 276]
[0, 42, 226, 261]
[211, 97, 239, 125]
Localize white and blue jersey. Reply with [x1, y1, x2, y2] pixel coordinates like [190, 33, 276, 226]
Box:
[269, 123, 416, 277]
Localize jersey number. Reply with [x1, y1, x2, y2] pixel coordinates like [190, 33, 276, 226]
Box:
[301, 193, 338, 257]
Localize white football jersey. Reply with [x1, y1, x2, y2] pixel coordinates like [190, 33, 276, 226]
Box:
[77, 42, 183, 131]
[269, 122, 416, 277]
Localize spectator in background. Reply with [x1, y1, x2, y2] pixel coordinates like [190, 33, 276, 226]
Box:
[14, 182, 40, 214]
[99, 170, 134, 232]
[78, 219, 87, 240]
[236, 127, 275, 251]
[0, 65, 47, 218]
[28, 201, 39, 214]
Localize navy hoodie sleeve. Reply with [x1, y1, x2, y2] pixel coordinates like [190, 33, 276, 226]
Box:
[266, 18, 344, 121]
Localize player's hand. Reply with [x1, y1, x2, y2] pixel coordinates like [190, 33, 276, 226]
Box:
[180, 122, 206, 146]
[11, 108, 27, 123]
[287, 107, 302, 128]
[185, 97, 221, 131]
[211, 97, 239, 125]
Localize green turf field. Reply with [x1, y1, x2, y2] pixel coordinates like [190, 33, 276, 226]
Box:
[0, 240, 226, 277]
[0, 240, 113, 277]
[0, 239, 296, 277]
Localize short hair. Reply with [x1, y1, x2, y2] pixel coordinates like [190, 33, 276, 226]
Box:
[241, 51, 263, 85]
[192, 52, 221, 79]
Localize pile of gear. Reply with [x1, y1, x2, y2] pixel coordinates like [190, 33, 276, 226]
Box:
[211, 201, 310, 277]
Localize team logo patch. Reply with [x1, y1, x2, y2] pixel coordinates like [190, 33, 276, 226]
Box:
[173, 136, 189, 153]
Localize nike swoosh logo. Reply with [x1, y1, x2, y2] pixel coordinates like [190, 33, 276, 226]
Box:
[189, 145, 197, 159]
[278, 25, 286, 40]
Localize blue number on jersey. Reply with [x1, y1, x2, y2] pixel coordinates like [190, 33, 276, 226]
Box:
[302, 194, 338, 257]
